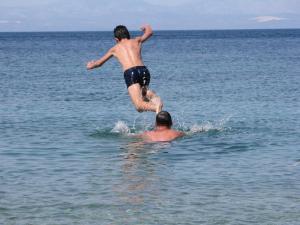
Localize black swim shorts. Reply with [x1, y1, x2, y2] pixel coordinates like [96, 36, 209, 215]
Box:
[124, 66, 150, 89]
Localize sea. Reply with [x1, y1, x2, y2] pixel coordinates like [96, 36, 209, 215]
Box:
[0, 29, 300, 225]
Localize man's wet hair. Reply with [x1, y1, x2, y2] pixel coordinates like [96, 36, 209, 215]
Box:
[156, 111, 173, 128]
[114, 25, 130, 40]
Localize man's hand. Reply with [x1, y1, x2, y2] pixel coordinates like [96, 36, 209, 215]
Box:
[86, 61, 95, 70]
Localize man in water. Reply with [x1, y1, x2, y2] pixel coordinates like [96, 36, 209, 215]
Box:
[86, 25, 163, 114]
[140, 111, 184, 142]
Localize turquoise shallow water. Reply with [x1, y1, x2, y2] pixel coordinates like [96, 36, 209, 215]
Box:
[0, 29, 300, 224]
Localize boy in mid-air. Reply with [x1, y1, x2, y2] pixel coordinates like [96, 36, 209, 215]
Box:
[86, 25, 163, 113]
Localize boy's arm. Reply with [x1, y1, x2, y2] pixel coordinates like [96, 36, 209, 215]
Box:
[136, 24, 153, 43]
[86, 47, 114, 70]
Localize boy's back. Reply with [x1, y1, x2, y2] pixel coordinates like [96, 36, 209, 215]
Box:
[112, 38, 144, 71]
[87, 25, 152, 71]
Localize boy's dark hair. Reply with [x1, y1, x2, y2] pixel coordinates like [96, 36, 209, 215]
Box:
[114, 25, 130, 40]
[156, 111, 173, 128]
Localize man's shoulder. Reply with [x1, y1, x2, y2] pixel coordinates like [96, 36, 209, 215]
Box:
[141, 130, 153, 137]
[171, 130, 185, 137]
[143, 130, 155, 136]
[140, 130, 156, 141]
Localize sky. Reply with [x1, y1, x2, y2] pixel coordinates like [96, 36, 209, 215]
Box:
[0, 0, 299, 31]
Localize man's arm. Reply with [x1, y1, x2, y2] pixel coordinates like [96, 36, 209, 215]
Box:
[175, 131, 185, 138]
[136, 24, 153, 43]
[86, 48, 114, 70]
[131, 132, 149, 140]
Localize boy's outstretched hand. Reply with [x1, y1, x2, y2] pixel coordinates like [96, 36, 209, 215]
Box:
[140, 24, 151, 32]
[139, 24, 153, 43]
[86, 61, 95, 70]
[140, 25, 146, 32]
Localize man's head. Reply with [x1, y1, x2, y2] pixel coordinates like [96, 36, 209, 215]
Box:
[114, 25, 130, 41]
[156, 111, 173, 128]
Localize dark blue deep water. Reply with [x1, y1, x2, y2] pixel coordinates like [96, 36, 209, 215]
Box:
[1, 29, 300, 224]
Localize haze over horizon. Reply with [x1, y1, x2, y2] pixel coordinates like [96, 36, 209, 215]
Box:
[0, 0, 299, 32]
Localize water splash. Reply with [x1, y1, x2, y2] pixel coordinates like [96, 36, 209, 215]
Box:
[111, 121, 131, 134]
[93, 116, 231, 138]
[182, 116, 231, 135]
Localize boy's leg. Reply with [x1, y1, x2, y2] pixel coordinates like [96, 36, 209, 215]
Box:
[141, 88, 155, 102]
[146, 89, 163, 113]
[128, 84, 156, 112]
[145, 89, 156, 99]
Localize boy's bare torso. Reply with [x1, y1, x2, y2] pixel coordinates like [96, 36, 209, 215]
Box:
[86, 25, 152, 72]
[112, 38, 144, 71]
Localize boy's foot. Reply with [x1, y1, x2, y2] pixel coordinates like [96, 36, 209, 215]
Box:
[156, 102, 163, 114]
[142, 96, 150, 102]
[151, 97, 163, 114]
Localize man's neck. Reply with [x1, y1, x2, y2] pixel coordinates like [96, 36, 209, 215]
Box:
[155, 126, 169, 131]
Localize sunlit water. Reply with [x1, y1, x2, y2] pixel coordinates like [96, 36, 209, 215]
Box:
[1, 30, 300, 224]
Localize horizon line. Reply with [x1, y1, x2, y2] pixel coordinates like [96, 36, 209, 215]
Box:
[0, 27, 300, 33]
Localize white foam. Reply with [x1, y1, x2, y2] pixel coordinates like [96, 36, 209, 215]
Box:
[184, 116, 231, 135]
[111, 121, 131, 134]
[109, 116, 231, 137]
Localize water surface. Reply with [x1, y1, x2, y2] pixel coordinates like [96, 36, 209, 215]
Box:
[0, 29, 300, 224]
